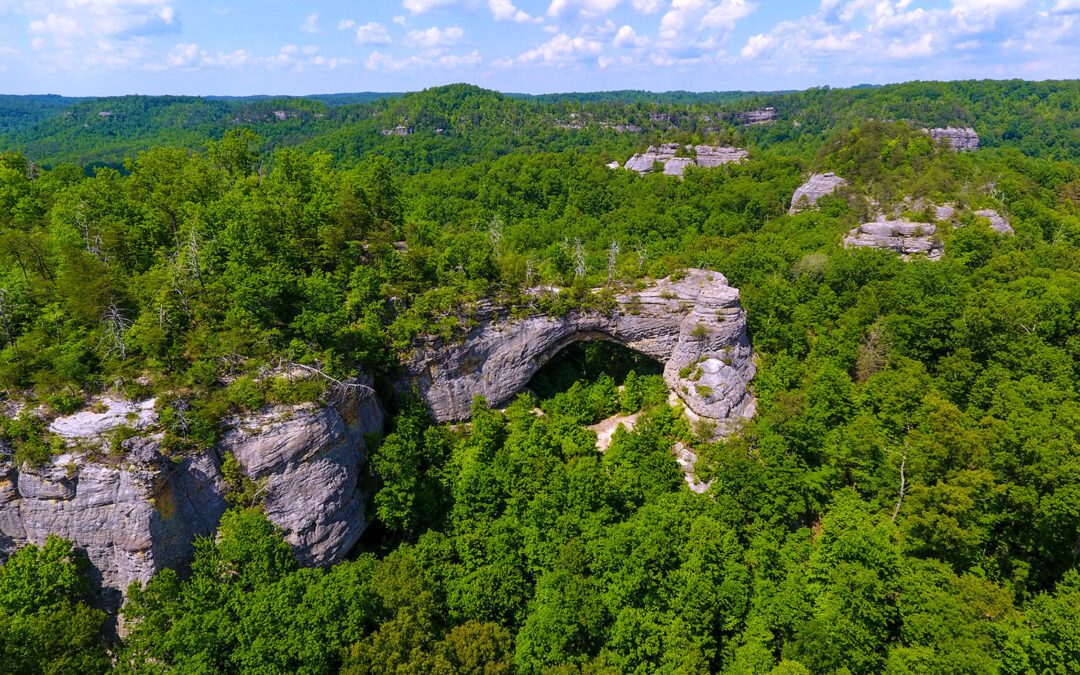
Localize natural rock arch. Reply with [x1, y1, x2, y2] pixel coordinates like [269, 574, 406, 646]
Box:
[396, 269, 757, 427]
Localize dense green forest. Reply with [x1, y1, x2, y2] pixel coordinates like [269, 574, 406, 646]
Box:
[2, 81, 1080, 673]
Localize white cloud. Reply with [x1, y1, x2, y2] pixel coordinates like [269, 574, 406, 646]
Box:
[1054, 0, 1080, 11]
[366, 47, 481, 71]
[28, 0, 179, 43]
[660, 0, 756, 39]
[338, 19, 355, 30]
[630, 0, 664, 12]
[405, 25, 464, 48]
[489, 0, 533, 22]
[403, 0, 456, 14]
[300, 13, 321, 34]
[514, 33, 603, 63]
[740, 32, 774, 58]
[166, 41, 198, 66]
[547, 0, 620, 18]
[613, 25, 648, 47]
[393, 15, 408, 25]
[884, 32, 933, 58]
[356, 22, 392, 45]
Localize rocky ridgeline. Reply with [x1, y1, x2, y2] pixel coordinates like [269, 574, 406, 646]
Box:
[844, 221, 943, 260]
[621, 144, 748, 177]
[928, 127, 979, 152]
[0, 385, 382, 608]
[789, 172, 847, 214]
[398, 269, 757, 426]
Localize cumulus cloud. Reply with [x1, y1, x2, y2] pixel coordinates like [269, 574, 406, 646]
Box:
[405, 25, 465, 48]
[338, 19, 355, 30]
[547, 0, 620, 18]
[660, 0, 756, 39]
[355, 22, 392, 45]
[299, 13, 320, 34]
[366, 47, 480, 71]
[613, 25, 648, 48]
[403, 0, 456, 14]
[29, 0, 179, 43]
[489, 0, 534, 22]
[512, 33, 603, 64]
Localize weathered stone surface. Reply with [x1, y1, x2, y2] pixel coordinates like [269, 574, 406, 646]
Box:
[220, 387, 383, 566]
[844, 220, 943, 260]
[790, 172, 847, 214]
[974, 208, 1013, 234]
[928, 127, 979, 152]
[732, 108, 777, 125]
[0, 385, 382, 605]
[397, 269, 756, 428]
[622, 144, 747, 176]
[1, 444, 226, 608]
[49, 397, 157, 445]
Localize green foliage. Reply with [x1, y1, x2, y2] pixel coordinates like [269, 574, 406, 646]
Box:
[0, 536, 110, 674]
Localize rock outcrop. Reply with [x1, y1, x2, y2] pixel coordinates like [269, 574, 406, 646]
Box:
[974, 208, 1013, 234]
[0, 387, 382, 606]
[219, 389, 383, 566]
[397, 269, 756, 427]
[622, 144, 747, 177]
[732, 108, 777, 125]
[790, 172, 847, 214]
[928, 127, 979, 152]
[843, 220, 943, 260]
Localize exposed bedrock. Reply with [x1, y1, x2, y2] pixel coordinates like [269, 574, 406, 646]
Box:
[0, 385, 382, 606]
[397, 269, 757, 427]
[928, 127, 980, 152]
[790, 172, 847, 214]
[844, 220, 943, 260]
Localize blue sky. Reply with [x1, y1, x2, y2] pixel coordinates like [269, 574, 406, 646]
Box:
[1, 0, 1079, 95]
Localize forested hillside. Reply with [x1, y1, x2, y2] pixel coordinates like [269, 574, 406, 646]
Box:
[2, 81, 1080, 673]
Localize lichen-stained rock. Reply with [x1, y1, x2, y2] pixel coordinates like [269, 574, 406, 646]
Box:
[397, 269, 756, 428]
[0, 384, 383, 605]
[844, 220, 943, 260]
[622, 144, 747, 176]
[49, 397, 158, 445]
[974, 208, 1013, 234]
[789, 172, 847, 214]
[928, 127, 979, 152]
[219, 387, 383, 567]
[1, 443, 227, 609]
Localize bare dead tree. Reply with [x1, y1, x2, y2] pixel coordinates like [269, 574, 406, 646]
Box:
[102, 303, 132, 361]
[607, 240, 620, 283]
[283, 361, 376, 402]
[573, 239, 586, 280]
[0, 288, 14, 347]
[488, 214, 504, 253]
[636, 245, 648, 271]
[891, 445, 908, 523]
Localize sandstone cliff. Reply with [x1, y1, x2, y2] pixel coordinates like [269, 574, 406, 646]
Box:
[397, 269, 756, 428]
[790, 172, 847, 214]
[0, 385, 382, 607]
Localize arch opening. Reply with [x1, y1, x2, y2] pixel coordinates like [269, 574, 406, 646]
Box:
[523, 337, 667, 427]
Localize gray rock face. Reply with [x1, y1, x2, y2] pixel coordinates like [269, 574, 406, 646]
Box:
[790, 172, 847, 214]
[219, 389, 383, 566]
[843, 220, 943, 260]
[397, 269, 756, 428]
[928, 127, 979, 152]
[733, 108, 777, 125]
[623, 144, 747, 176]
[1, 444, 226, 608]
[974, 208, 1013, 234]
[0, 386, 382, 605]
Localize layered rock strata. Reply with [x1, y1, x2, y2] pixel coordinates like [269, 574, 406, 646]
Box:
[843, 221, 943, 260]
[397, 269, 756, 427]
[622, 144, 748, 177]
[0, 386, 382, 606]
[790, 172, 847, 214]
[928, 127, 979, 152]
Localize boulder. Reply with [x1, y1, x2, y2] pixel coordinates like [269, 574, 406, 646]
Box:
[928, 127, 979, 152]
[843, 220, 943, 260]
[790, 172, 847, 214]
[396, 269, 756, 429]
[974, 208, 1013, 234]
